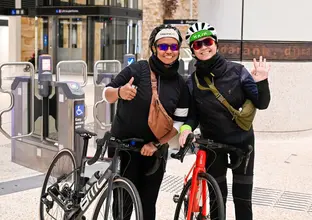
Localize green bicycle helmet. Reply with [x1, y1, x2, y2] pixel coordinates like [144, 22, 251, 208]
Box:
[185, 22, 218, 46]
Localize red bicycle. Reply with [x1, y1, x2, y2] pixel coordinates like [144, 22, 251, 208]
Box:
[171, 133, 253, 220]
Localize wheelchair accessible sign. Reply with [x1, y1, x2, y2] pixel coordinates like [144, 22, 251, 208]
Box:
[74, 101, 85, 130]
[75, 104, 84, 117]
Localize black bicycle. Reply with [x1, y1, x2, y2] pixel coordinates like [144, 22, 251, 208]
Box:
[39, 128, 167, 220]
[171, 133, 253, 220]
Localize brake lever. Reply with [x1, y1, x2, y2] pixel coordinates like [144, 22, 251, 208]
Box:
[171, 133, 195, 163]
[145, 144, 169, 176]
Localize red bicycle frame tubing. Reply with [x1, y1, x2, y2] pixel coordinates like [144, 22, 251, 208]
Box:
[184, 162, 196, 185]
[186, 149, 207, 220]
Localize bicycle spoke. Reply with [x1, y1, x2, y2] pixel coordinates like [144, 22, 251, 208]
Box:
[40, 150, 77, 220]
[174, 173, 224, 220]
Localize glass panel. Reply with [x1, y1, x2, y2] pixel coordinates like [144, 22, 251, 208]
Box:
[73, 0, 87, 5]
[37, 17, 48, 54]
[53, 0, 70, 6]
[58, 19, 70, 49]
[129, 20, 137, 54]
[93, 19, 104, 61]
[72, 18, 83, 49]
[133, 0, 143, 9]
[117, 0, 128, 7]
[56, 17, 87, 73]
[115, 19, 127, 61]
[90, 17, 127, 63]
[133, 0, 139, 9]
[94, 0, 110, 5]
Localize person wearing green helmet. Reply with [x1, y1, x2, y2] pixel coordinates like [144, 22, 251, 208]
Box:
[179, 22, 271, 220]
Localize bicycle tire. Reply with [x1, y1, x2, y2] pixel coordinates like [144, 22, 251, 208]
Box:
[92, 177, 144, 220]
[174, 172, 225, 220]
[39, 149, 77, 220]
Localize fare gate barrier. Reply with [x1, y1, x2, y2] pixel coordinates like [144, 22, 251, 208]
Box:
[55, 60, 88, 167]
[6, 59, 88, 172]
[0, 62, 35, 168]
[0, 62, 35, 139]
[93, 60, 121, 141]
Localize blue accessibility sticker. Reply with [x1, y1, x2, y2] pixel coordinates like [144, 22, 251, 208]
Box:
[127, 57, 135, 65]
[75, 104, 84, 117]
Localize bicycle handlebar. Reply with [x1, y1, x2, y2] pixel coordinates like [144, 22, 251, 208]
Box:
[87, 131, 112, 166]
[90, 131, 168, 176]
[170, 133, 195, 163]
[171, 133, 253, 174]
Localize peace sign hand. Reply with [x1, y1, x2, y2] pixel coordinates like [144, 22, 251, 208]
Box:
[250, 56, 271, 82]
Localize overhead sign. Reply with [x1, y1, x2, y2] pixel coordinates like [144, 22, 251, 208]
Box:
[5, 8, 28, 16]
[164, 19, 197, 25]
[34, 6, 142, 19]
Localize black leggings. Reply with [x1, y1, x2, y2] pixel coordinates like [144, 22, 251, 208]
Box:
[113, 150, 167, 220]
[207, 135, 255, 220]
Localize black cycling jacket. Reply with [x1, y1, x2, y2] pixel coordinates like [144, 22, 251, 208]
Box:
[185, 54, 270, 144]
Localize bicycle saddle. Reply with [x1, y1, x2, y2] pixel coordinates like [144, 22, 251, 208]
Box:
[75, 128, 97, 138]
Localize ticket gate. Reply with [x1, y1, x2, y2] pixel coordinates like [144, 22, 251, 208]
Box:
[93, 60, 121, 142]
[0, 59, 88, 172]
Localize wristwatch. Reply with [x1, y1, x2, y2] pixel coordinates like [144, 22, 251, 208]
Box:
[152, 141, 161, 149]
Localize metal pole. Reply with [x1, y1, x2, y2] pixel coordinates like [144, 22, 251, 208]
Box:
[240, 0, 245, 62]
[35, 17, 38, 71]
[35, 0, 39, 71]
[126, 24, 130, 54]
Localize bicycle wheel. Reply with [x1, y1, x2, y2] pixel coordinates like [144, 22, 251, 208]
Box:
[174, 172, 225, 220]
[39, 149, 77, 220]
[92, 177, 143, 220]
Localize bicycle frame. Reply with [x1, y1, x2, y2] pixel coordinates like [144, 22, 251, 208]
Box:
[77, 147, 122, 220]
[45, 148, 122, 220]
[185, 149, 208, 220]
[173, 133, 253, 220]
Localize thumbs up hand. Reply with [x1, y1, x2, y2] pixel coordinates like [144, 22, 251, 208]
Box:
[119, 77, 137, 100]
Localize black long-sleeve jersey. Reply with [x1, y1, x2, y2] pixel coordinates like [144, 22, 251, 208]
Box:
[105, 60, 190, 143]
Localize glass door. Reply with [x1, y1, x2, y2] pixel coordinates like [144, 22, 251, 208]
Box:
[89, 17, 140, 68]
[56, 16, 87, 73]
